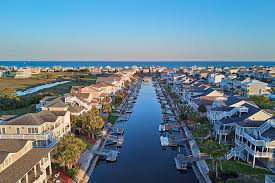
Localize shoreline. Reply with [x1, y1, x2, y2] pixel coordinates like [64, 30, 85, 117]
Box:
[154, 76, 211, 183]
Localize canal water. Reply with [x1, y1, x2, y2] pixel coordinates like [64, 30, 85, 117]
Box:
[90, 78, 198, 183]
[16, 81, 70, 96]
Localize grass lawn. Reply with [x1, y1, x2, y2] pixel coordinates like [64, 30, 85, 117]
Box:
[77, 136, 95, 149]
[205, 160, 273, 183]
[0, 78, 56, 89]
[0, 104, 35, 115]
[222, 160, 273, 182]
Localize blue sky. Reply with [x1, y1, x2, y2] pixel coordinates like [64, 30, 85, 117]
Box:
[0, 0, 275, 61]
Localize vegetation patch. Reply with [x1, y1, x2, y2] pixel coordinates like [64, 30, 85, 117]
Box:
[0, 104, 35, 115]
[108, 115, 118, 124]
[249, 96, 275, 109]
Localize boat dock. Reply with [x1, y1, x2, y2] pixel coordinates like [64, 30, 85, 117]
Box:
[90, 148, 120, 162]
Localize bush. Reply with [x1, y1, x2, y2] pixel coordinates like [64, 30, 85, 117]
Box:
[67, 167, 78, 178]
[51, 162, 60, 170]
[198, 104, 207, 113]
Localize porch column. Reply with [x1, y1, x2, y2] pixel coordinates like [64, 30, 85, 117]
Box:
[48, 153, 52, 175]
[34, 164, 37, 177]
[25, 173, 29, 183]
[246, 152, 249, 162]
[252, 156, 256, 168]
[252, 145, 256, 168]
[225, 135, 227, 143]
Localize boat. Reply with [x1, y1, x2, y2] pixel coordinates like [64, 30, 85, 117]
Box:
[159, 124, 165, 132]
[160, 136, 169, 146]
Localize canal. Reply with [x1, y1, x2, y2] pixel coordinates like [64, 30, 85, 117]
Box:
[90, 77, 199, 183]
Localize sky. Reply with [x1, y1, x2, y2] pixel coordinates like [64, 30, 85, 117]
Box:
[0, 0, 275, 61]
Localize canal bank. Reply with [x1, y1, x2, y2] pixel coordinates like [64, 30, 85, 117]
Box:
[89, 77, 198, 183]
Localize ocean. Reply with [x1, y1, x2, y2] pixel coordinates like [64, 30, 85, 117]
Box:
[0, 61, 274, 68]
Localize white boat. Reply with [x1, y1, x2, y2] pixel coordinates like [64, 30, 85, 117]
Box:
[160, 136, 169, 146]
[159, 124, 165, 132]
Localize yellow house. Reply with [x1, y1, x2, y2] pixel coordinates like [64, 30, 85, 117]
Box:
[0, 110, 71, 147]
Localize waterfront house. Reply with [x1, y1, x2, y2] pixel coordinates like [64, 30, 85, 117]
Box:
[0, 110, 71, 147]
[227, 118, 275, 168]
[0, 139, 52, 183]
[208, 98, 272, 144]
[241, 80, 271, 97]
[40, 94, 93, 115]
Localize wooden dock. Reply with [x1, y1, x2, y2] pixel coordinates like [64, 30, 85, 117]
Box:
[174, 154, 187, 170]
[90, 148, 120, 162]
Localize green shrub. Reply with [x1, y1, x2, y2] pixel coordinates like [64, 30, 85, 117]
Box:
[51, 162, 60, 170]
[67, 167, 78, 178]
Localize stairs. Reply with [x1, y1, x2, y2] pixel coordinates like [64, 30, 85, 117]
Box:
[227, 144, 246, 161]
[258, 120, 273, 135]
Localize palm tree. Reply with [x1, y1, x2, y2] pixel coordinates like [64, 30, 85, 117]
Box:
[193, 122, 212, 141]
[201, 140, 229, 178]
[179, 105, 199, 123]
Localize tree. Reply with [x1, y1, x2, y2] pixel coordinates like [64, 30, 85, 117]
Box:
[53, 135, 86, 170]
[0, 88, 17, 99]
[198, 104, 207, 113]
[102, 103, 112, 114]
[124, 80, 130, 89]
[101, 96, 113, 114]
[82, 107, 105, 138]
[70, 115, 83, 134]
[193, 122, 212, 140]
[0, 88, 20, 110]
[179, 104, 199, 123]
[249, 95, 273, 109]
[201, 140, 229, 178]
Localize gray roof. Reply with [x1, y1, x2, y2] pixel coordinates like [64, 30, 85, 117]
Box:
[0, 139, 30, 164]
[262, 128, 275, 141]
[68, 103, 85, 113]
[43, 97, 68, 108]
[220, 103, 262, 125]
[0, 148, 52, 183]
[223, 96, 242, 106]
[235, 120, 266, 128]
[212, 106, 235, 112]
[5, 111, 67, 126]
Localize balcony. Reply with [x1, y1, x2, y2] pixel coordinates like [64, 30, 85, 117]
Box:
[0, 131, 53, 141]
[33, 171, 47, 183]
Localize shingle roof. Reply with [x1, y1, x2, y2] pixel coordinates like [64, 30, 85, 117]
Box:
[68, 104, 85, 113]
[0, 139, 30, 164]
[223, 96, 242, 106]
[5, 111, 66, 125]
[43, 97, 68, 108]
[262, 128, 275, 141]
[220, 103, 262, 125]
[0, 148, 52, 183]
[235, 120, 266, 128]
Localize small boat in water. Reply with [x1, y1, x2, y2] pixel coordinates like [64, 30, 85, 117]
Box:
[160, 136, 169, 146]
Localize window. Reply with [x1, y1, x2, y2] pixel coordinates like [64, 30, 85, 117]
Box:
[0, 128, 6, 134]
[28, 127, 38, 134]
[16, 128, 20, 134]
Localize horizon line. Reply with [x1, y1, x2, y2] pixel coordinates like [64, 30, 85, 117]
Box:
[0, 60, 275, 62]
